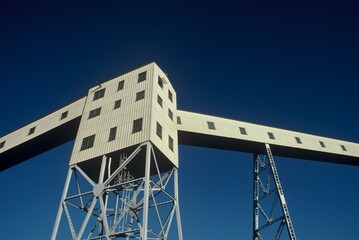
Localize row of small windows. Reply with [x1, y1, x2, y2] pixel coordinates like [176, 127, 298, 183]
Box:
[88, 89, 147, 120]
[204, 122, 349, 152]
[92, 71, 147, 102]
[80, 118, 174, 152]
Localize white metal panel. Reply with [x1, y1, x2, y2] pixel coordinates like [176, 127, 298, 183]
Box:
[177, 110, 359, 159]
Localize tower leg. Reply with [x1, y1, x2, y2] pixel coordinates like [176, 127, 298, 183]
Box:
[51, 141, 183, 239]
[253, 143, 297, 240]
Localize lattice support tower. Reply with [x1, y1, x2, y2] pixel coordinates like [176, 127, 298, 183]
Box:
[253, 144, 297, 240]
[51, 141, 183, 240]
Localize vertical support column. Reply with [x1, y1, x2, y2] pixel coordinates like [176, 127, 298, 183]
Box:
[141, 142, 152, 240]
[253, 154, 259, 240]
[51, 166, 73, 240]
[174, 168, 183, 240]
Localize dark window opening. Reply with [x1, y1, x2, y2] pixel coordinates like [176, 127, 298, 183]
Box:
[60, 111, 68, 120]
[268, 132, 275, 140]
[207, 121, 216, 130]
[28, 127, 36, 135]
[156, 122, 162, 139]
[295, 137, 302, 144]
[93, 88, 105, 101]
[132, 118, 143, 133]
[158, 76, 164, 89]
[169, 136, 174, 151]
[117, 80, 124, 91]
[319, 141, 326, 148]
[138, 71, 146, 83]
[114, 99, 122, 109]
[341, 145, 347, 151]
[88, 107, 101, 119]
[168, 90, 173, 102]
[177, 116, 182, 125]
[168, 109, 173, 121]
[239, 127, 247, 135]
[80, 135, 95, 151]
[0, 141, 5, 149]
[157, 95, 163, 107]
[109, 127, 117, 142]
[136, 90, 145, 101]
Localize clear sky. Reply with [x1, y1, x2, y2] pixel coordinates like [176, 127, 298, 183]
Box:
[0, 1, 358, 239]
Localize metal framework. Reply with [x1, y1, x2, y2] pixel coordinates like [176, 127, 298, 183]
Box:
[253, 144, 297, 240]
[51, 142, 183, 240]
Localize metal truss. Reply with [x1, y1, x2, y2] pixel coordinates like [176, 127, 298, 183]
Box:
[51, 141, 183, 240]
[253, 144, 297, 240]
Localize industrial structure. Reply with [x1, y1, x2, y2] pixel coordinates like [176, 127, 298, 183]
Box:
[1, 62, 358, 239]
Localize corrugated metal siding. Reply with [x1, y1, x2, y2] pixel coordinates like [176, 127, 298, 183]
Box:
[0, 97, 86, 153]
[177, 110, 359, 160]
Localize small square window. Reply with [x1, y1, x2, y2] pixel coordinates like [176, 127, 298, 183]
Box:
[295, 137, 302, 144]
[138, 71, 146, 83]
[239, 127, 247, 135]
[114, 99, 122, 109]
[60, 111, 68, 120]
[207, 121, 216, 130]
[136, 90, 145, 101]
[132, 118, 143, 134]
[177, 116, 182, 125]
[28, 127, 36, 135]
[268, 132, 275, 140]
[109, 127, 117, 142]
[169, 135, 174, 152]
[168, 109, 173, 121]
[88, 107, 101, 119]
[319, 141, 326, 148]
[93, 88, 105, 101]
[157, 95, 163, 107]
[80, 134, 95, 151]
[168, 90, 173, 102]
[156, 122, 162, 139]
[117, 80, 124, 91]
[341, 145, 347, 151]
[158, 76, 164, 89]
[0, 141, 5, 149]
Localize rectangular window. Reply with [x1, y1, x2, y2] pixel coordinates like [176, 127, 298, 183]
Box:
[295, 137, 302, 144]
[0, 141, 5, 149]
[319, 141, 326, 148]
[28, 127, 36, 135]
[132, 118, 143, 133]
[169, 135, 174, 151]
[177, 116, 182, 125]
[136, 90, 145, 101]
[93, 88, 105, 101]
[268, 132, 275, 140]
[157, 95, 163, 107]
[207, 121, 216, 130]
[114, 99, 122, 109]
[60, 111, 68, 120]
[138, 71, 146, 83]
[108, 127, 117, 142]
[158, 76, 164, 89]
[117, 80, 124, 91]
[156, 122, 162, 139]
[80, 134, 95, 151]
[341, 145, 347, 151]
[88, 107, 101, 119]
[168, 90, 173, 102]
[168, 109, 173, 121]
[239, 127, 247, 135]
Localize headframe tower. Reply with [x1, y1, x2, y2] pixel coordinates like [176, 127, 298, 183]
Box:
[1, 62, 359, 239]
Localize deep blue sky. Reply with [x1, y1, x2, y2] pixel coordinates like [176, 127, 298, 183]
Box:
[0, 1, 358, 239]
